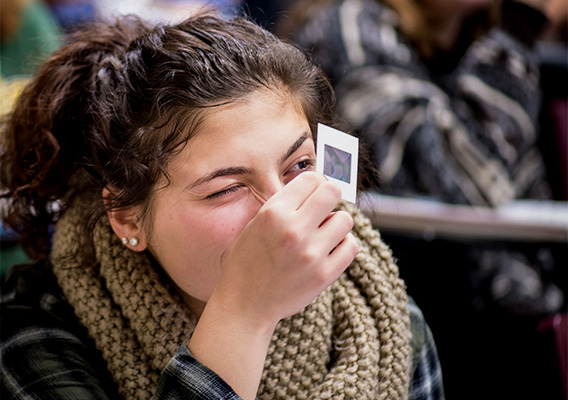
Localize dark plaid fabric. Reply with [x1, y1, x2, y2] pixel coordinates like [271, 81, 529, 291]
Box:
[1, 261, 444, 399]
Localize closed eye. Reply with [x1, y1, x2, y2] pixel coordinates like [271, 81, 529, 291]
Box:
[206, 185, 243, 200]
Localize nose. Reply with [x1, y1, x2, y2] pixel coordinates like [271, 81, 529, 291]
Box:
[249, 177, 285, 206]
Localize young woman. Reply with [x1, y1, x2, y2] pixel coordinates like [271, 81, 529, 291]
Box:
[0, 11, 443, 400]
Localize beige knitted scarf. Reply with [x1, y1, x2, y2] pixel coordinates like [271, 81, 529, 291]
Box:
[50, 195, 411, 399]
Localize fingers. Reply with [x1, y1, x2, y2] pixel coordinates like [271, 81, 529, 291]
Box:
[271, 171, 330, 212]
[311, 232, 358, 289]
[272, 171, 343, 227]
[251, 170, 355, 276]
[326, 232, 359, 275]
[317, 210, 354, 249]
[301, 180, 342, 226]
[316, 211, 358, 277]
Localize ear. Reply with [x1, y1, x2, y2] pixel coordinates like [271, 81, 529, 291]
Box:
[103, 188, 148, 251]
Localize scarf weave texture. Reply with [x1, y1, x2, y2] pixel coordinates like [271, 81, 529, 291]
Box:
[51, 196, 411, 399]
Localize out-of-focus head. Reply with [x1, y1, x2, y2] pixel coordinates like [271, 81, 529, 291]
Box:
[413, 0, 495, 14]
[382, 0, 498, 58]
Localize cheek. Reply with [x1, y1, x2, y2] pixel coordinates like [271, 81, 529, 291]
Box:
[149, 197, 259, 290]
[201, 206, 251, 246]
[153, 207, 245, 260]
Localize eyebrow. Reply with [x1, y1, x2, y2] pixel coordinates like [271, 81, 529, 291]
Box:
[187, 132, 312, 190]
[186, 166, 253, 190]
[279, 132, 310, 165]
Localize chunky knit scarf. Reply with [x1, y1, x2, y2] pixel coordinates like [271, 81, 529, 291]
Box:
[51, 195, 411, 399]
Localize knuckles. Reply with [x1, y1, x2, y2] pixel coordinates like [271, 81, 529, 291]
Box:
[281, 225, 303, 246]
[256, 204, 306, 246]
[256, 202, 288, 229]
[298, 248, 320, 268]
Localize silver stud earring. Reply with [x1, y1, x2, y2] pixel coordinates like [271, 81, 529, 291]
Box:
[121, 237, 128, 245]
[129, 237, 139, 247]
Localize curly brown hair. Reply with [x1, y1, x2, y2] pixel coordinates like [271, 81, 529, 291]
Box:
[0, 11, 336, 259]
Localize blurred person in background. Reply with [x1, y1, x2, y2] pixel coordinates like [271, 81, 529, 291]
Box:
[93, 0, 242, 25]
[538, 0, 567, 200]
[1, 0, 62, 78]
[241, 0, 295, 30]
[1, 0, 62, 274]
[44, 0, 97, 32]
[281, 0, 566, 398]
[283, 0, 564, 320]
[540, 0, 567, 42]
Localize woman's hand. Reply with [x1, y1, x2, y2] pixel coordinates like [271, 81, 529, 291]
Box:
[218, 171, 358, 324]
[189, 171, 358, 400]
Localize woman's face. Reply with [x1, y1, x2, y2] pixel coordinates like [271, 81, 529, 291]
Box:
[141, 90, 315, 316]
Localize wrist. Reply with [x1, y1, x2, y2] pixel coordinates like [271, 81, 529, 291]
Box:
[188, 290, 277, 400]
[201, 287, 279, 341]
